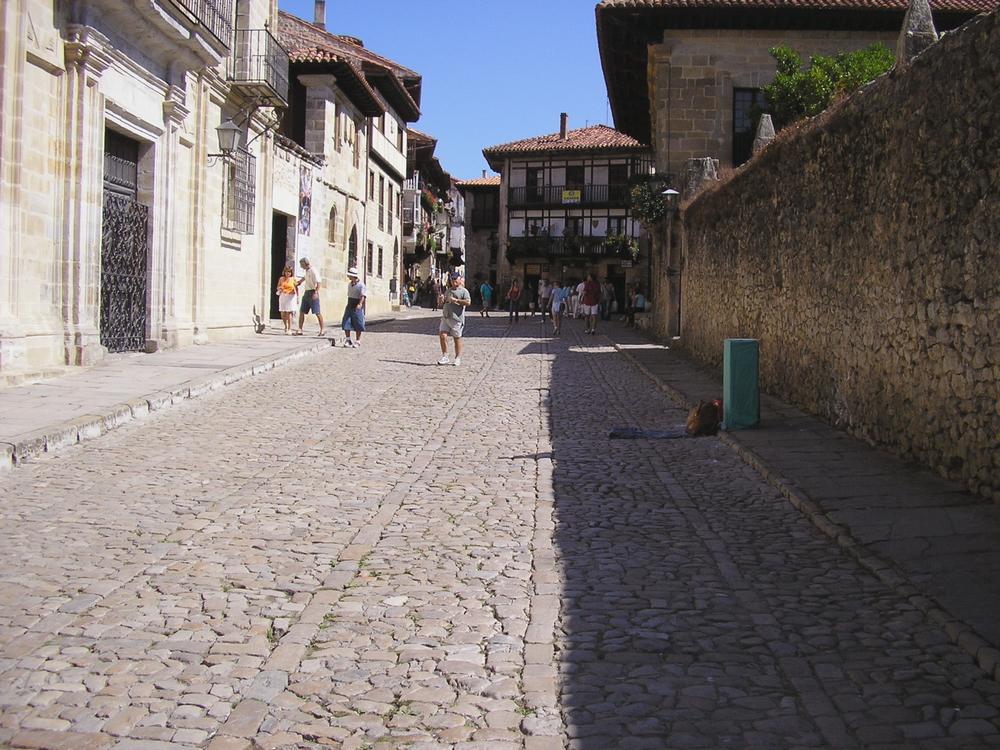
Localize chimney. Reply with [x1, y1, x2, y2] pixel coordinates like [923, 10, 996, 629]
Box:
[559, 112, 568, 140]
[314, 0, 326, 29]
[482, 169, 487, 178]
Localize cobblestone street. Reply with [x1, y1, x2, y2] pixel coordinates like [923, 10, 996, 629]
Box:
[2, 315, 999, 750]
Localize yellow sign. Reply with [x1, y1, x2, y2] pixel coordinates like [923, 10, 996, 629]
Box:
[561, 189, 581, 204]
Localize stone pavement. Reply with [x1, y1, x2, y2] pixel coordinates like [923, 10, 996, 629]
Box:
[604, 324, 1000, 675]
[0, 311, 998, 749]
[0, 314, 401, 472]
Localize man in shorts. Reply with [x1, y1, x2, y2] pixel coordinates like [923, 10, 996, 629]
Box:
[342, 267, 366, 347]
[581, 272, 601, 335]
[437, 272, 470, 366]
[295, 257, 325, 336]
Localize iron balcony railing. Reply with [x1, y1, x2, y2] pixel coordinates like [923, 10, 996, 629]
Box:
[171, 0, 234, 48]
[507, 235, 639, 261]
[508, 184, 632, 209]
[229, 28, 289, 107]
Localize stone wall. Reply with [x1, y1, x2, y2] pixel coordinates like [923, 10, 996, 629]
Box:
[679, 10, 1000, 500]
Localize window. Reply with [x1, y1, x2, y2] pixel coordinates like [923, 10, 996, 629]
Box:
[397, 190, 402, 218]
[353, 120, 361, 168]
[607, 216, 626, 236]
[608, 164, 629, 202]
[387, 189, 393, 233]
[565, 217, 583, 237]
[378, 175, 385, 231]
[733, 87, 768, 167]
[348, 226, 358, 268]
[526, 167, 543, 203]
[565, 165, 584, 188]
[377, 246, 384, 277]
[328, 205, 338, 245]
[224, 148, 255, 235]
[369, 171, 375, 200]
[366, 241, 374, 274]
[333, 102, 341, 152]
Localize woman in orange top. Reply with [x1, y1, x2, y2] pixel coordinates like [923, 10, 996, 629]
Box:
[276, 265, 298, 334]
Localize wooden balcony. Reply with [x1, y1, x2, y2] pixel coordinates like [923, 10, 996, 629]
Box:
[507, 235, 639, 262]
[508, 184, 631, 209]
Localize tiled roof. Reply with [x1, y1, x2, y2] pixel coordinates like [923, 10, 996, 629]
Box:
[456, 176, 501, 187]
[484, 125, 649, 157]
[277, 12, 419, 78]
[598, 0, 995, 10]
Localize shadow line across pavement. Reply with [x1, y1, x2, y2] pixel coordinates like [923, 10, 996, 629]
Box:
[601, 322, 1000, 682]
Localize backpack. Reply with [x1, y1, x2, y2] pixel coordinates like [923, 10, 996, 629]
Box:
[686, 400, 722, 436]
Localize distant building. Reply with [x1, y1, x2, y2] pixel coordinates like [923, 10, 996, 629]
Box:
[456, 175, 501, 296]
[483, 115, 652, 305]
[402, 129, 454, 287]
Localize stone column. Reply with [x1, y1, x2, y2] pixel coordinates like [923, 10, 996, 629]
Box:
[297, 73, 336, 158]
[149, 81, 191, 351]
[62, 25, 113, 366]
[0, 0, 28, 374]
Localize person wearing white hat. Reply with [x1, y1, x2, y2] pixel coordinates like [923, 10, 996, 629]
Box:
[342, 267, 366, 348]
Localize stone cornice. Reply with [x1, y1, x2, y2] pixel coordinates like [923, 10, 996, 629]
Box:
[64, 24, 114, 79]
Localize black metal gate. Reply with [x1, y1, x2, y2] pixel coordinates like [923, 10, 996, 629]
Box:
[100, 130, 149, 353]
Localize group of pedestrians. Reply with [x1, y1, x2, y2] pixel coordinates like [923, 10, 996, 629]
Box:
[275, 259, 367, 346]
[495, 276, 645, 334]
[274, 257, 327, 337]
[282, 262, 645, 367]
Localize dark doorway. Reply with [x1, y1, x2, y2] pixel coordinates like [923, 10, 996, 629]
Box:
[270, 213, 290, 319]
[100, 129, 149, 353]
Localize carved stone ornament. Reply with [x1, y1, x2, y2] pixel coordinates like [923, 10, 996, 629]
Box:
[896, 0, 939, 69]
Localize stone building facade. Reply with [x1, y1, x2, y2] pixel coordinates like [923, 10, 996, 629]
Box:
[1, 0, 286, 382]
[0, 0, 435, 382]
[678, 8, 1000, 499]
[402, 129, 454, 287]
[597, 0, 988, 178]
[456, 176, 502, 299]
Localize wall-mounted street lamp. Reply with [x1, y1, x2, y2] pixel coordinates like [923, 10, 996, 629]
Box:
[661, 188, 680, 209]
[207, 117, 243, 165]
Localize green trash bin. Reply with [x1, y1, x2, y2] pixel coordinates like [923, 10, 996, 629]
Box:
[723, 338, 759, 430]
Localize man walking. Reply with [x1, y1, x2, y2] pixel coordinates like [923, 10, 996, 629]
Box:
[538, 279, 551, 320]
[295, 257, 325, 336]
[581, 272, 601, 335]
[438, 272, 470, 366]
[342, 267, 366, 347]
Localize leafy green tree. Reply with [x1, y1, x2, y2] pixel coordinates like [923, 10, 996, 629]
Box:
[762, 43, 895, 129]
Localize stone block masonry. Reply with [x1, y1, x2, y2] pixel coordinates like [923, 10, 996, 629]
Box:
[678, 10, 1000, 500]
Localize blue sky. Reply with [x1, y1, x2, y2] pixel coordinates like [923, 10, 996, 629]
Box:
[277, 0, 612, 181]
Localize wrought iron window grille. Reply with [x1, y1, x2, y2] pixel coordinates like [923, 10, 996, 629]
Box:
[224, 148, 256, 235]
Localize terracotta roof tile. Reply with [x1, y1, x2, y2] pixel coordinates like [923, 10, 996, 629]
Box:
[456, 176, 501, 187]
[277, 11, 419, 78]
[483, 125, 649, 157]
[598, 0, 996, 10]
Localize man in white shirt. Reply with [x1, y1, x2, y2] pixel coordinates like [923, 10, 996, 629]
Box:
[296, 257, 325, 336]
[343, 267, 367, 348]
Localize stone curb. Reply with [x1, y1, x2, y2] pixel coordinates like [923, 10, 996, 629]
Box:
[610, 340, 1000, 684]
[2, 338, 332, 471]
